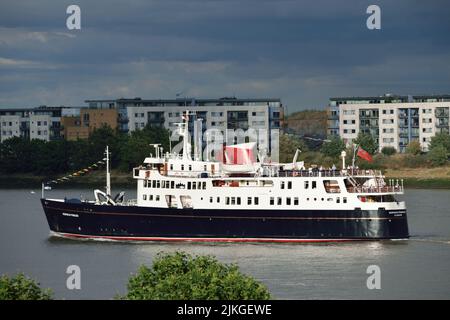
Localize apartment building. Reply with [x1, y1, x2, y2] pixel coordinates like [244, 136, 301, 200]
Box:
[327, 94, 450, 152]
[0, 106, 66, 142]
[61, 108, 118, 141]
[85, 97, 284, 152]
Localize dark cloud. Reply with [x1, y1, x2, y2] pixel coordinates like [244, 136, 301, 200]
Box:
[0, 0, 449, 111]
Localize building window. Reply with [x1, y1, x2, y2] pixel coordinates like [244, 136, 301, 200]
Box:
[281, 181, 285, 189]
[143, 194, 147, 200]
[312, 181, 317, 189]
[270, 197, 274, 205]
[294, 197, 299, 205]
[248, 197, 252, 205]
[288, 181, 292, 189]
[305, 181, 309, 189]
[254, 197, 259, 205]
[286, 197, 291, 205]
[277, 197, 282, 205]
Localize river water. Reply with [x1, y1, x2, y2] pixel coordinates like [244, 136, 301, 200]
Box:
[0, 188, 449, 299]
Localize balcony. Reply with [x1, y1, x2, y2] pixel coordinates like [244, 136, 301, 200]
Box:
[435, 108, 449, 117]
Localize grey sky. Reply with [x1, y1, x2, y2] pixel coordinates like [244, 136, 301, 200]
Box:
[1, 0, 449, 113]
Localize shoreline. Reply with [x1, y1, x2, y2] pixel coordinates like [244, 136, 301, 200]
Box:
[1, 169, 449, 189]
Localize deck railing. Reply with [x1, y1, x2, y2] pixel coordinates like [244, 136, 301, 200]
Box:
[347, 185, 403, 193]
[277, 169, 383, 178]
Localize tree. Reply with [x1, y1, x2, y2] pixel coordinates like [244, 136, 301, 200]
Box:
[118, 125, 170, 171]
[429, 132, 450, 153]
[406, 140, 421, 155]
[353, 132, 378, 154]
[381, 146, 396, 156]
[0, 273, 52, 300]
[120, 251, 271, 300]
[427, 145, 449, 166]
[320, 136, 346, 158]
[277, 133, 307, 163]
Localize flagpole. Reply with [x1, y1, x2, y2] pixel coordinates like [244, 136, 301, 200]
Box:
[352, 143, 358, 172]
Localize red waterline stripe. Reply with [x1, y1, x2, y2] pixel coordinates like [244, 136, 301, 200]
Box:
[53, 232, 367, 243]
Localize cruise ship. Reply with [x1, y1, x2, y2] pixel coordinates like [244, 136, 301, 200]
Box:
[40, 111, 409, 242]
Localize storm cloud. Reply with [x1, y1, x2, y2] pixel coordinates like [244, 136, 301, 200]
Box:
[1, 0, 449, 112]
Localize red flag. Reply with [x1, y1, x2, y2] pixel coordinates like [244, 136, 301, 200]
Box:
[357, 147, 373, 162]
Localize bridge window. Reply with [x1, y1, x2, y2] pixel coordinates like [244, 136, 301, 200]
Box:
[324, 180, 341, 193]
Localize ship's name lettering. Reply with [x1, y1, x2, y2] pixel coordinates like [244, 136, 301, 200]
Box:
[62, 212, 79, 218]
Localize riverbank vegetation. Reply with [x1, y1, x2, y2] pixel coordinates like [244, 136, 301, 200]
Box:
[0, 125, 169, 176]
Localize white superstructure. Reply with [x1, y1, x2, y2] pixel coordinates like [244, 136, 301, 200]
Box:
[131, 111, 405, 213]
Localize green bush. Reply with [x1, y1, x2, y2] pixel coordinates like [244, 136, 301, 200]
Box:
[428, 145, 449, 166]
[120, 251, 271, 300]
[381, 146, 396, 156]
[353, 132, 378, 155]
[320, 136, 346, 158]
[0, 273, 52, 300]
[406, 140, 422, 155]
[429, 132, 450, 153]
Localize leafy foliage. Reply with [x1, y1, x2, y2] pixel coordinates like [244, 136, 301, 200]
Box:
[427, 145, 449, 166]
[406, 140, 422, 155]
[120, 251, 271, 300]
[353, 132, 378, 155]
[0, 273, 52, 300]
[381, 146, 396, 156]
[279, 134, 308, 163]
[0, 124, 169, 175]
[429, 132, 450, 154]
[321, 136, 346, 158]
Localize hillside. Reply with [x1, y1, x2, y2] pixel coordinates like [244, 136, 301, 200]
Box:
[286, 110, 328, 137]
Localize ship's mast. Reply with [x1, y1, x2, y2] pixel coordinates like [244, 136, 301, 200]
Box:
[182, 110, 191, 161]
[105, 146, 111, 196]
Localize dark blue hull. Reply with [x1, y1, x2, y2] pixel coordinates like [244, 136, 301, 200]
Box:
[41, 199, 409, 242]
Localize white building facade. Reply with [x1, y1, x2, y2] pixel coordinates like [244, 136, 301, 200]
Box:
[86, 97, 284, 155]
[328, 95, 450, 152]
